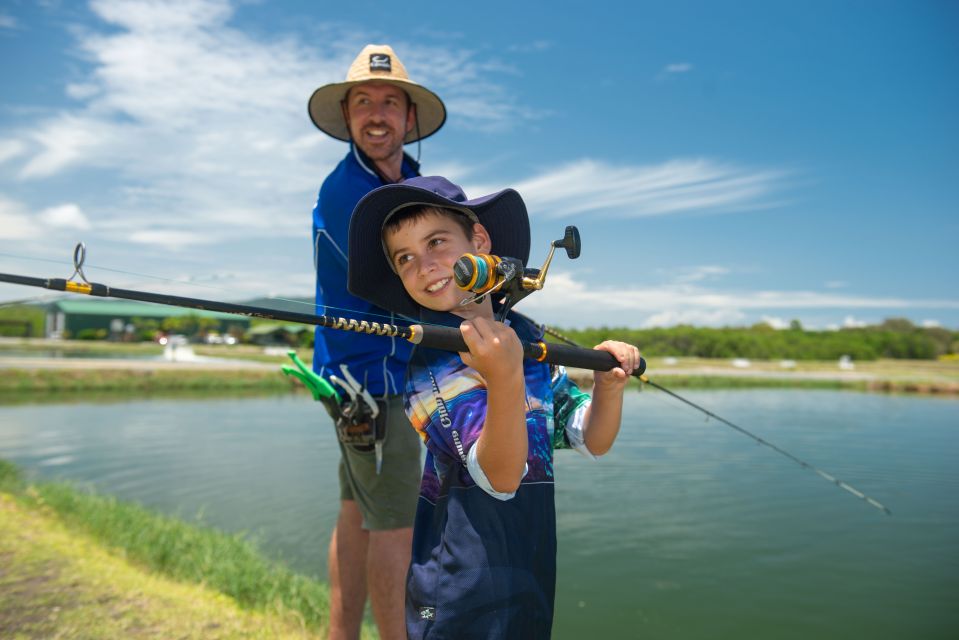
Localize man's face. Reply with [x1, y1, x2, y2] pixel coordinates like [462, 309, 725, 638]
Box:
[344, 82, 415, 163]
[385, 211, 491, 313]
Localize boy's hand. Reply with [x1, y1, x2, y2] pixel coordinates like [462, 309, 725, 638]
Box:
[458, 317, 524, 381]
[592, 340, 641, 390]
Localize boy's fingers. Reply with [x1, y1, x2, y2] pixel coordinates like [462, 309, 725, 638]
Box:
[594, 341, 640, 374]
[460, 321, 481, 351]
[462, 318, 489, 341]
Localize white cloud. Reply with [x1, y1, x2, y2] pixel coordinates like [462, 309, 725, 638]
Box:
[664, 63, 693, 74]
[90, 0, 232, 31]
[824, 280, 847, 289]
[128, 229, 217, 250]
[759, 315, 789, 329]
[65, 83, 101, 100]
[39, 203, 92, 230]
[0, 140, 24, 164]
[642, 308, 746, 328]
[19, 112, 130, 179]
[6, 0, 352, 255]
[668, 265, 730, 284]
[402, 44, 545, 132]
[0, 196, 41, 240]
[473, 158, 791, 219]
[515, 270, 959, 328]
[0, 13, 17, 29]
[2, 0, 538, 254]
[0, 196, 91, 242]
[842, 315, 867, 328]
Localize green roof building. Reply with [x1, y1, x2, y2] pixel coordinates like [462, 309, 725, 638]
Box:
[45, 299, 251, 339]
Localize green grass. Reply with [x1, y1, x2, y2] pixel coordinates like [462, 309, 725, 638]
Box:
[0, 338, 310, 363]
[0, 338, 163, 356]
[640, 375, 853, 390]
[3, 339, 957, 398]
[0, 304, 45, 337]
[0, 460, 334, 633]
[0, 368, 295, 396]
[193, 345, 313, 364]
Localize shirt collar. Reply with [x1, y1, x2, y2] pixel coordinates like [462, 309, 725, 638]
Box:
[351, 143, 421, 184]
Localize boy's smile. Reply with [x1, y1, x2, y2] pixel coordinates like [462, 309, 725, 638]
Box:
[385, 211, 493, 319]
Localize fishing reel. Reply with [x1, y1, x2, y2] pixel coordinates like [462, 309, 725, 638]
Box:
[454, 225, 581, 320]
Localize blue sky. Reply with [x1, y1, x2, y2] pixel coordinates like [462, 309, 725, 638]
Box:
[1, 0, 956, 329]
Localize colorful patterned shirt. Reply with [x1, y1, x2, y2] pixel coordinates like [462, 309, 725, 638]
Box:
[404, 310, 593, 639]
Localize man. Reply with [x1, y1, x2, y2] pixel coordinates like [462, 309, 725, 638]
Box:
[306, 44, 446, 640]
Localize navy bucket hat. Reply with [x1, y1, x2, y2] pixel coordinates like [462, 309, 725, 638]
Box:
[348, 176, 530, 319]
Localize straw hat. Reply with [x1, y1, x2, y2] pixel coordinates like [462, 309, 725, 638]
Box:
[308, 44, 447, 144]
[348, 176, 530, 319]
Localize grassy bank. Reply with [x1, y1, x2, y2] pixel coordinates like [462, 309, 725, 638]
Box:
[4, 366, 958, 399]
[3, 338, 958, 397]
[641, 375, 959, 394]
[0, 367, 295, 396]
[0, 460, 374, 639]
[567, 356, 959, 395]
[0, 338, 308, 364]
[0, 338, 164, 357]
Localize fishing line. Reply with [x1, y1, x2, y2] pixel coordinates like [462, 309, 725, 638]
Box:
[540, 325, 892, 515]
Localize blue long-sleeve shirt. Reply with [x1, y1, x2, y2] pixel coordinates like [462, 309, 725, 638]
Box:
[312, 145, 420, 395]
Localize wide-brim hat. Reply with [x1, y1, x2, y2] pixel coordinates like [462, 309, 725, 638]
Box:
[348, 176, 530, 319]
[308, 44, 446, 144]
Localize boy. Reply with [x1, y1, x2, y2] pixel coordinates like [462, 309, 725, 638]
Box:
[348, 176, 639, 639]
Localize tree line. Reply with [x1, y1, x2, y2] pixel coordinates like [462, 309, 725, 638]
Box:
[553, 318, 958, 361]
[1, 304, 955, 361]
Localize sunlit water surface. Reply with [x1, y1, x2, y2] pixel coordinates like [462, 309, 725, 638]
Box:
[1, 389, 956, 639]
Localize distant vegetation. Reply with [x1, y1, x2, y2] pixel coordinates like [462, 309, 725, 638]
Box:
[554, 318, 958, 361]
[0, 304, 44, 337]
[3, 301, 956, 361]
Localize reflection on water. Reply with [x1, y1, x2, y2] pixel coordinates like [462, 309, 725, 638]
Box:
[0, 390, 956, 639]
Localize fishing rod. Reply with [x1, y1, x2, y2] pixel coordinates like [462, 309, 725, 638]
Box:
[0, 241, 646, 380]
[540, 325, 892, 516]
[2, 240, 890, 514]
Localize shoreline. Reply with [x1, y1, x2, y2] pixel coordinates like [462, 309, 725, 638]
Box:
[0, 460, 348, 639]
[2, 349, 958, 398]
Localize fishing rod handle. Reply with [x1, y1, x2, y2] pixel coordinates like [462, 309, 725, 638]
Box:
[410, 324, 646, 378]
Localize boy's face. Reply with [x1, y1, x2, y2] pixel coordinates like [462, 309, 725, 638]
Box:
[385, 211, 492, 313]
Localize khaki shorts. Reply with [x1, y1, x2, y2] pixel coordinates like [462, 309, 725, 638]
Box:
[338, 394, 422, 531]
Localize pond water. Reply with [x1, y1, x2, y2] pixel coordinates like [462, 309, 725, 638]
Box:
[1, 389, 956, 639]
